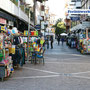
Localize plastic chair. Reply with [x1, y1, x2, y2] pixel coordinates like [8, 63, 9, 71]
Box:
[36, 52, 44, 65]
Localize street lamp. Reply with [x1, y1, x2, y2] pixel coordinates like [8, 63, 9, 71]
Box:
[25, 4, 32, 61]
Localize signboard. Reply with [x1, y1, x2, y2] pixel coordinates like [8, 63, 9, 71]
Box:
[71, 17, 80, 21]
[0, 18, 6, 24]
[35, 25, 40, 30]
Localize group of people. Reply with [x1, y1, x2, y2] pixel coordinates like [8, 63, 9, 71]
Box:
[46, 36, 53, 49]
[57, 35, 64, 46]
[46, 35, 65, 49]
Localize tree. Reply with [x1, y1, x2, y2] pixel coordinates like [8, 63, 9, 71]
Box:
[52, 18, 66, 36]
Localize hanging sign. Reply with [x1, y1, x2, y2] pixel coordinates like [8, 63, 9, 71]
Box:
[71, 17, 80, 21]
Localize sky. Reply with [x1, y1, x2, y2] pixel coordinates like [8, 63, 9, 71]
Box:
[46, 0, 70, 20]
[26, 0, 71, 20]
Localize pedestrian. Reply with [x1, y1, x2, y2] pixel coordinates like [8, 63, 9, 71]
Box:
[40, 37, 45, 47]
[47, 37, 49, 49]
[50, 36, 53, 49]
[61, 37, 64, 45]
[57, 35, 60, 45]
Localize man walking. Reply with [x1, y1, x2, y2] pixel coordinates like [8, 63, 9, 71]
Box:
[57, 35, 60, 45]
[50, 36, 53, 49]
[47, 37, 49, 49]
[61, 38, 64, 45]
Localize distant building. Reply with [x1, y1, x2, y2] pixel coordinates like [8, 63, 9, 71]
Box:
[65, 0, 82, 32]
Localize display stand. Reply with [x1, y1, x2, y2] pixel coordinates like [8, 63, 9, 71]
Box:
[0, 32, 13, 81]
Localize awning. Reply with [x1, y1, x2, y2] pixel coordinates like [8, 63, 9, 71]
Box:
[71, 21, 90, 32]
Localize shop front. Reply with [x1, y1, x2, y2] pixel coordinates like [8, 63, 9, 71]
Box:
[69, 21, 90, 54]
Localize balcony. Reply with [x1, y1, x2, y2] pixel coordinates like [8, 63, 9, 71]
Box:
[0, 0, 29, 23]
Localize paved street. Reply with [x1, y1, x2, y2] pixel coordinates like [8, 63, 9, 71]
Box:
[0, 41, 90, 90]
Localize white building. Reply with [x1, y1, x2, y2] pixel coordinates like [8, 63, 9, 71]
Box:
[0, 0, 34, 32]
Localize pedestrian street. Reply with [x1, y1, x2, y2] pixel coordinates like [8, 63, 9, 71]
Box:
[0, 41, 90, 90]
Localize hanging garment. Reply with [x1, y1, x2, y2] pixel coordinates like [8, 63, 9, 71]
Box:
[12, 48, 22, 66]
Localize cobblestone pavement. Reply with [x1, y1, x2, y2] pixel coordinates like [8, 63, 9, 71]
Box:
[0, 41, 90, 90]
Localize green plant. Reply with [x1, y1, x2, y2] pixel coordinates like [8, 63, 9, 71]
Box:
[52, 18, 66, 36]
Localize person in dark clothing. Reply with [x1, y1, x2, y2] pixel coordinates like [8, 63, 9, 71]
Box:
[61, 38, 64, 45]
[57, 36, 60, 45]
[50, 36, 53, 49]
[47, 37, 49, 49]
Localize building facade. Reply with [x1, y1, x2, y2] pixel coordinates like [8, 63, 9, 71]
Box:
[65, 0, 82, 32]
[81, 0, 90, 21]
[0, 0, 34, 32]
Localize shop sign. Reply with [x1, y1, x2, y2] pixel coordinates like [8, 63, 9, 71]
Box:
[0, 18, 6, 24]
[71, 17, 80, 21]
[24, 31, 28, 36]
[35, 25, 40, 30]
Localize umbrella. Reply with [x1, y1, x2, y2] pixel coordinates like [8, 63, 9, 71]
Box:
[60, 33, 67, 36]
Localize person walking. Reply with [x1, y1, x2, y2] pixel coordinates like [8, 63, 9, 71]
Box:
[61, 37, 64, 45]
[57, 35, 60, 45]
[47, 37, 49, 49]
[50, 36, 53, 49]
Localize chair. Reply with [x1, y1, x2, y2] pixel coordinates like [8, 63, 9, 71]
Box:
[36, 51, 44, 64]
[31, 47, 45, 64]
